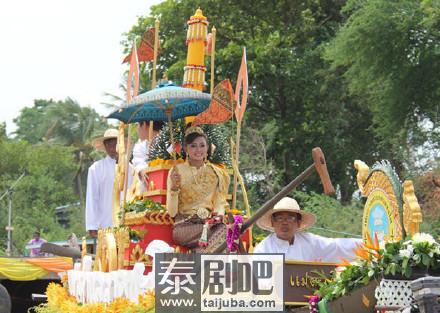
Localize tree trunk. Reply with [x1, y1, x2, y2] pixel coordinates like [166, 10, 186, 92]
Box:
[340, 183, 353, 204]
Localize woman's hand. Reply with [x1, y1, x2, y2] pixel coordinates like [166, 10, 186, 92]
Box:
[213, 215, 223, 224]
[208, 214, 223, 225]
[170, 167, 181, 191]
[139, 168, 149, 183]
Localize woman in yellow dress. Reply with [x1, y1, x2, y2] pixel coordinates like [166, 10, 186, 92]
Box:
[167, 126, 230, 251]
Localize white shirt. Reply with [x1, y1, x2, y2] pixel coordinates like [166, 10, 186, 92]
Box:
[85, 156, 116, 231]
[132, 139, 173, 174]
[253, 232, 362, 263]
[132, 139, 150, 174]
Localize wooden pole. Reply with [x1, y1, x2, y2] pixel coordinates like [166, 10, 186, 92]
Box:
[231, 47, 248, 211]
[123, 131, 132, 204]
[215, 164, 316, 252]
[231, 123, 241, 210]
[149, 19, 160, 141]
[122, 40, 140, 204]
[210, 27, 216, 94]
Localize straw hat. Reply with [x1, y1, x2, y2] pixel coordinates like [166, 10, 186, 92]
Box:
[92, 129, 118, 151]
[256, 197, 316, 232]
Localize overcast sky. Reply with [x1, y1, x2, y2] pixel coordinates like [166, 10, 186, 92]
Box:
[0, 0, 162, 135]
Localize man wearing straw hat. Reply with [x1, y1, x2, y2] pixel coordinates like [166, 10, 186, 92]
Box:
[254, 197, 361, 262]
[85, 128, 119, 237]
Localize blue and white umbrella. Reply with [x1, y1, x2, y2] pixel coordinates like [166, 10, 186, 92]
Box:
[107, 83, 211, 123]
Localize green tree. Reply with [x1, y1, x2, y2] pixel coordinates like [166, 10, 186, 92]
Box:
[0, 122, 6, 141]
[13, 99, 52, 144]
[0, 140, 83, 255]
[325, 0, 440, 171]
[13, 98, 108, 204]
[123, 0, 381, 203]
[43, 98, 108, 205]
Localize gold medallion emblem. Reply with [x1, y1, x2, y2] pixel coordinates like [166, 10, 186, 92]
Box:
[196, 207, 210, 219]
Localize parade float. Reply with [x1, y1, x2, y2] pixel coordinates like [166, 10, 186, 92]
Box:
[35, 7, 440, 313]
[34, 7, 254, 313]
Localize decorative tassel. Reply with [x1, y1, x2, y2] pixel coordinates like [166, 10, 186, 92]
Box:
[199, 223, 209, 247]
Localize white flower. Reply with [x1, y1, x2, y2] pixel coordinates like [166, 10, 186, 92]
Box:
[350, 260, 362, 267]
[335, 266, 346, 273]
[406, 244, 414, 254]
[412, 233, 436, 245]
[334, 266, 345, 279]
[399, 249, 412, 258]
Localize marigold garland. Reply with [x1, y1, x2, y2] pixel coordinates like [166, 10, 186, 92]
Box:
[34, 283, 155, 313]
[148, 158, 184, 167]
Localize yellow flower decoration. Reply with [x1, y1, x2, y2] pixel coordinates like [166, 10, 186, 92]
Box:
[139, 289, 155, 310]
[149, 158, 164, 167]
[42, 283, 156, 313]
[227, 208, 243, 215]
[149, 158, 185, 167]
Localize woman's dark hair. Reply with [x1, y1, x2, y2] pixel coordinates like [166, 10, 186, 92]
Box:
[184, 132, 212, 158]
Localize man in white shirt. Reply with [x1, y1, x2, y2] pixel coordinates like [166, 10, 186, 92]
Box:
[85, 129, 119, 237]
[254, 197, 362, 262]
[132, 121, 165, 182]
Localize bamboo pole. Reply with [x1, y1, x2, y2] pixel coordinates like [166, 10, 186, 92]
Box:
[149, 19, 160, 141]
[210, 27, 216, 94]
[122, 132, 132, 204]
[231, 124, 241, 210]
[122, 40, 140, 205]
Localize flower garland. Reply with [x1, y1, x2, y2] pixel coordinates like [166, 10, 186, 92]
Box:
[184, 64, 207, 71]
[187, 19, 208, 25]
[148, 158, 184, 167]
[33, 283, 155, 313]
[315, 232, 440, 304]
[227, 215, 243, 252]
[308, 295, 320, 313]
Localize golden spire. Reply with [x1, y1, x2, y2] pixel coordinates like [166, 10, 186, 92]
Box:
[183, 8, 209, 91]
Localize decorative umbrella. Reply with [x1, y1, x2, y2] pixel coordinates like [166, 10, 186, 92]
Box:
[107, 83, 211, 124]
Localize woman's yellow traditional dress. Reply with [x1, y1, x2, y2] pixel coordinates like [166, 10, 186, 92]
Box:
[167, 160, 229, 252]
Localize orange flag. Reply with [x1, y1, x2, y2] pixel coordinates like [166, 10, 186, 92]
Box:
[205, 33, 213, 56]
[234, 47, 248, 123]
[192, 80, 234, 126]
[123, 28, 159, 63]
[126, 42, 139, 103]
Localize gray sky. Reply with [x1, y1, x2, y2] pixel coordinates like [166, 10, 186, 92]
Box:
[0, 0, 161, 134]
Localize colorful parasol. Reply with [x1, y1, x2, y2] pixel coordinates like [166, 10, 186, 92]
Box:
[107, 83, 211, 124]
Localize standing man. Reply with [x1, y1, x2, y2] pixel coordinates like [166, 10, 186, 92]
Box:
[254, 197, 362, 262]
[27, 231, 47, 257]
[85, 128, 118, 237]
[132, 121, 165, 182]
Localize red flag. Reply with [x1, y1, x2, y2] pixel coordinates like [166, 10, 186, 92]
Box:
[192, 80, 234, 126]
[122, 28, 159, 63]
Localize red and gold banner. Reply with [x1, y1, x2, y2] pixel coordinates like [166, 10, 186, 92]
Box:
[192, 79, 233, 126]
[123, 28, 159, 63]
